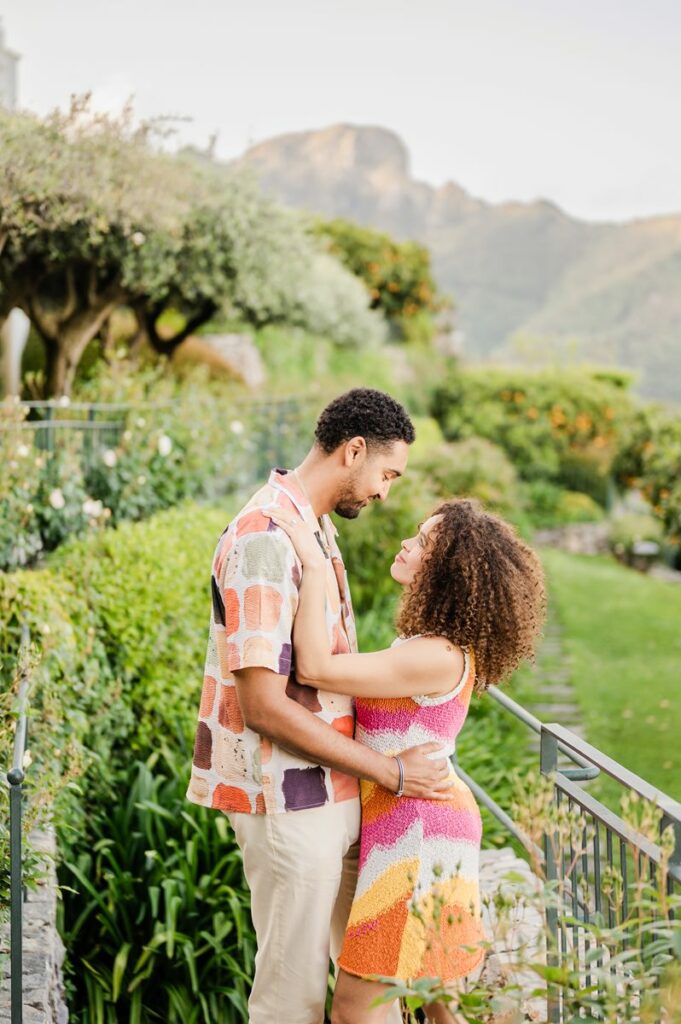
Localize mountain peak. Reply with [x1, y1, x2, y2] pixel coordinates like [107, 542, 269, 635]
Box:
[241, 123, 410, 181]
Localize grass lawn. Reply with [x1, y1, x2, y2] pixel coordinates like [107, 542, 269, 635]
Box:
[541, 548, 681, 801]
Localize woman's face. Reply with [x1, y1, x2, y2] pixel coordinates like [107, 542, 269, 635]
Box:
[390, 514, 443, 586]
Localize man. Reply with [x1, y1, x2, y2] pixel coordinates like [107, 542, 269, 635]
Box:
[187, 388, 453, 1024]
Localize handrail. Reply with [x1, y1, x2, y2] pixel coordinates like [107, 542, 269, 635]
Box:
[542, 722, 681, 822]
[1, 420, 122, 431]
[488, 686, 600, 781]
[459, 685, 679, 1023]
[452, 686, 601, 860]
[5, 395, 316, 412]
[6, 622, 31, 1024]
[454, 760, 544, 862]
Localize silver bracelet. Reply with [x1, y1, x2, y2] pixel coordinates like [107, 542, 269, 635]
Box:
[393, 755, 405, 797]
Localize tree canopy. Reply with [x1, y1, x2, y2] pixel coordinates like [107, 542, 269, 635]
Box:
[0, 100, 384, 394]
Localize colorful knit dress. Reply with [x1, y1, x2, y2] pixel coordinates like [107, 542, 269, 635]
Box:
[337, 637, 487, 983]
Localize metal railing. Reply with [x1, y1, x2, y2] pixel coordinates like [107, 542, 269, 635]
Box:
[4, 622, 31, 1024]
[0, 399, 172, 456]
[0, 396, 316, 474]
[455, 686, 681, 1023]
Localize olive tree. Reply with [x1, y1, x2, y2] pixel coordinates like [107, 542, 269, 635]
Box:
[0, 100, 384, 395]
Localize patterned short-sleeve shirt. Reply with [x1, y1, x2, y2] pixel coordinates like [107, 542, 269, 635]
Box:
[186, 469, 360, 815]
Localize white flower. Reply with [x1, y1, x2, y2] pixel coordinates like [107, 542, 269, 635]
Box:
[49, 488, 65, 510]
[102, 449, 117, 468]
[34, 456, 45, 469]
[82, 498, 103, 517]
[26, 503, 33, 514]
[22, 750, 32, 769]
[136, 417, 146, 428]
[115, 347, 127, 360]
[17, 443, 30, 458]
[137, 474, 147, 486]
[132, 231, 146, 246]
[58, 395, 70, 407]
[42, 623, 51, 635]
[230, 419, 245, 435]
[157, 434, 173, 457]
[122, 430, 132, 442]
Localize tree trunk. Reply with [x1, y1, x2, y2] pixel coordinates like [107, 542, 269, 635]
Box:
[42, 296, 123, 396]
[134, 299, 217, 357]
[44, 343, 68, 397]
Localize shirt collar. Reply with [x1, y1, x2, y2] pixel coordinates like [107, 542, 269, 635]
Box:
[268, 468, 339, 539]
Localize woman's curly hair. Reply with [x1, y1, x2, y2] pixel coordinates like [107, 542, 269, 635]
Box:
[396, 498, 546, 691]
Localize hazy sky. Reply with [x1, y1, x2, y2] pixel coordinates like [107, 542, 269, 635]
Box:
[2, 0, 680, 222]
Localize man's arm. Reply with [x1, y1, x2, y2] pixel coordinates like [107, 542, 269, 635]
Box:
[234, 667, 454, 800]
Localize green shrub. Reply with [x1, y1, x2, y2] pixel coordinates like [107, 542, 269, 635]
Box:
[431, 367, 633, 495]
[2, 501, 252, 1017]
[614, 405, 681, 548]
[556, 490, 605, 524]
[413, 437, 520, 516]
[408, 416, 445, 463]
[607, 513, 664, 558]
[0, 372, 315, 571]
[522, 481, 605, 528]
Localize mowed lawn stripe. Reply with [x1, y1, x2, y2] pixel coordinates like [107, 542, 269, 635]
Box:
[540, 548, 681, 801]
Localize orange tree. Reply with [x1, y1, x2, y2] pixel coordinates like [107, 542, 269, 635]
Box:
[614, 406, 681, 546]
[314, 217, 444, 330]
[430, 367, 635, 504]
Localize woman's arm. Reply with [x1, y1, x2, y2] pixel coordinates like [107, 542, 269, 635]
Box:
[264, 509, 463, 700]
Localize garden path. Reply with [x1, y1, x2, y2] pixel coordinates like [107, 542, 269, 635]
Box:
[524, 608, 585, 755]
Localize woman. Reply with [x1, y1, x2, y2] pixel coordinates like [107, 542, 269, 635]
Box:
[264, 498, 546, 1024]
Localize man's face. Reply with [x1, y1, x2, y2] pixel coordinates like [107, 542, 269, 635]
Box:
[334, 440, 410, 519]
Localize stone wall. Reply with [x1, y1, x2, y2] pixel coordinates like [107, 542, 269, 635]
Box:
[0, 828, 68, 1024]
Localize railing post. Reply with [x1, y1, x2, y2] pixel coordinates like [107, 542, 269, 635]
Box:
[85, 405, 96, 466]
[541, 725, 561, 1023]
[661, 809, 681, 913]
[7, 765, 24, 1024]
[44, 404, 54, 454]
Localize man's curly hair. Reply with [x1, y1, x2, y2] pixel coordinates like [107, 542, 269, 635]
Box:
[315, 388, 415, 453]
[396, 498, 546, 691]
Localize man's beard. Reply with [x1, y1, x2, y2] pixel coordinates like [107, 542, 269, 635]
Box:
[334, 481, 368, 520]
[334, 501, 362, 520]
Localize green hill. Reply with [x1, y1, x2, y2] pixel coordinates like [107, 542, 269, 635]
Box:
[231, 123, 681, 403]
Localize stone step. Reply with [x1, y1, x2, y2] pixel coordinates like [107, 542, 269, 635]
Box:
[535, 684, 575, 700]
[529, 702, 582, 720]
[539, 669, 572, 682]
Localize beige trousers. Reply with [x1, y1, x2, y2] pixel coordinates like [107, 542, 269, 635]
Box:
[227, 799, 402, 1024]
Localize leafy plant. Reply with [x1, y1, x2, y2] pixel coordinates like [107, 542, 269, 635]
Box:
[431, 367, 633, 499]
[413, 437, 521, 516]
[614, 404, 681, 550]
[58, 747, 255, 1024]
[521, 480, 605, 529]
